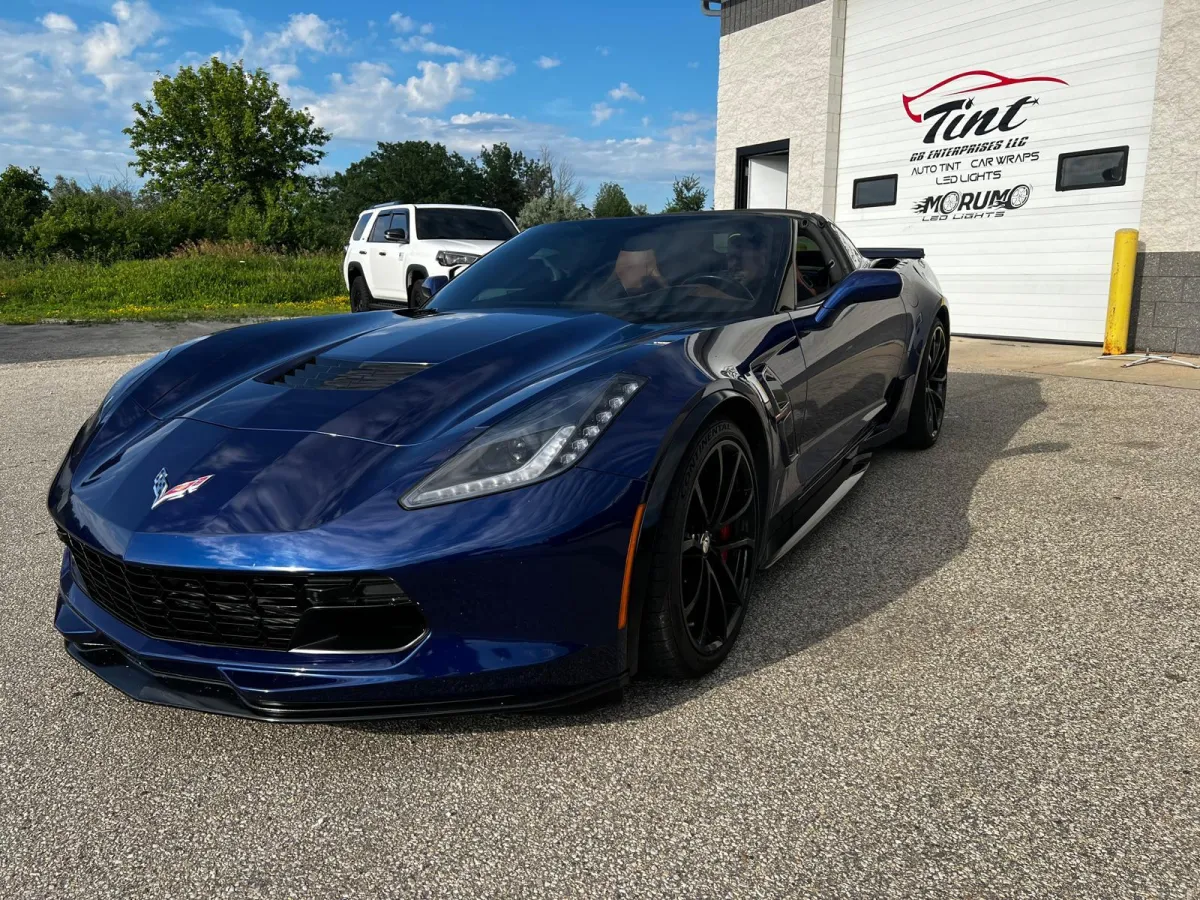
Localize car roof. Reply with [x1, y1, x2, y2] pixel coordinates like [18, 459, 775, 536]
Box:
[359, 203, 506, 214]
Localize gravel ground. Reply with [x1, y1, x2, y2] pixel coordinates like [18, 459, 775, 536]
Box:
[0, 350, 1197, 899]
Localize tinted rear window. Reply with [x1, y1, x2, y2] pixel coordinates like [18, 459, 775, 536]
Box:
[416, 208, 518, 241]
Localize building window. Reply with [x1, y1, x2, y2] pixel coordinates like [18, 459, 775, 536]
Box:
[852, 175, 898, 209]
[1056, 147, 1129, 192]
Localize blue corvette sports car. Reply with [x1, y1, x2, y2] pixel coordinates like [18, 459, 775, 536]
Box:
[49, 210, 949, 721]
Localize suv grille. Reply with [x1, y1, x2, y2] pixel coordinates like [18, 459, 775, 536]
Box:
[59, 531, 426, 652]
[261, 357, 426, 391]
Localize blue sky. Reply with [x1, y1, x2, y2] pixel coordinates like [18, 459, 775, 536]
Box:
[0, 1, 720, 209]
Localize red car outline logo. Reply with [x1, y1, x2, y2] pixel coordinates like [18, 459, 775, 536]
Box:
[902, 70, 1068, 123]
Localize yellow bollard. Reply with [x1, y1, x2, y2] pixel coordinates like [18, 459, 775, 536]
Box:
[1103, 228, 1139, 355]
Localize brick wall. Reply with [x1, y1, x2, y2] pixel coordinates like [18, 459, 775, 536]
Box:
[720, 0, 828, 35]
[1131, 0, 1200, 354]
[1131, 253, 1200, 354]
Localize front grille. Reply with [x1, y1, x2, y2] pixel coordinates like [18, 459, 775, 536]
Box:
[261, 356, 426, 391]
[59, 530, 425, 652]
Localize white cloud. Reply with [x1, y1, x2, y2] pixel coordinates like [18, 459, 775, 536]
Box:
[687, 61, 700, 69]
[255, 12, 343, 59]
[641, 115, 652, 128]
[596, 46, 610, 56]
[450, 111, 515, 126]
[277, 13, 338, 53]
[591, 102, 615, 125]
[396, 36, 465, 57]
[663, 110, 715, 143]
[39, 13, 78, 33]
[81, 0, 163, 96]
[608, 82, 644, 102]
[304, 53, 515, 131]
[535, 56, 561, 69]
[389, 13, 417, 33]
[389, 13, 437, 37]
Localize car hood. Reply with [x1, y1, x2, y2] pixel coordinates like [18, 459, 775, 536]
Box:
[175, 310, 677, 447]
[422, 238, 505, 256]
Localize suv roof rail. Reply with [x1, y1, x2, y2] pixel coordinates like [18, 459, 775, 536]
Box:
[370, 200, 402, 209]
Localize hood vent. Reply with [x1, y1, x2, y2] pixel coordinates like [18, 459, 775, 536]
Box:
[261, 356, 427, 391]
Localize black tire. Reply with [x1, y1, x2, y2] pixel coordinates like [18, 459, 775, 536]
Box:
[406, 271, 426, 306]
[350, 276, 373, 313]
[640, 419, 760, 678]
[901, 317, 949, 449]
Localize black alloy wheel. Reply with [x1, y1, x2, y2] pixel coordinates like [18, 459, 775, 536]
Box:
[640, 420, 760, 677]
[680, 439, 758, 654]
[902, 318, 949, 449]
[924, 322, 949, 437]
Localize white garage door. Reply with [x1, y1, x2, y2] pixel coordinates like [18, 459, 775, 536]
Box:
[835, 0, 1164, 342]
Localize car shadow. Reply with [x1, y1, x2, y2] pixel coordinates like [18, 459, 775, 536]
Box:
[342, 370, 1046, 736]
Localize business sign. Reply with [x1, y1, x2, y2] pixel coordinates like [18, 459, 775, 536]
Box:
[900, 69, 1066, 222]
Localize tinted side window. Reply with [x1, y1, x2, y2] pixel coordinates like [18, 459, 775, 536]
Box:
[852, 174, 898, 209]
[351, 212, 372, 241]
[1056, 146, 1129, 191]
[390, 211, 409, 239]
[369, 212, 395, 242]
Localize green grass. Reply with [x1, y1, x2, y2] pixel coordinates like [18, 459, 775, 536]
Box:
[0, 246, 349, 324]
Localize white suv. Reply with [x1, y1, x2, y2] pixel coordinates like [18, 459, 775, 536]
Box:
[343, 203, 519, 311]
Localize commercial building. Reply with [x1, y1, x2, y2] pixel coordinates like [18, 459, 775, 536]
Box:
[706, 0, 1199, 351]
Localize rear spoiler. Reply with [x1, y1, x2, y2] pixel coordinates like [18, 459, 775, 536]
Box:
[859, 248, 925, 260]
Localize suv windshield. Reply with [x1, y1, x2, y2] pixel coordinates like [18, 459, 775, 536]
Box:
[428, 214, 791, 324]
[416, 208, 518, 241]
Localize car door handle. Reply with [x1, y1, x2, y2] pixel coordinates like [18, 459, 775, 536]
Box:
[358, 250, 366, 255]
[379, 252, 387, 256]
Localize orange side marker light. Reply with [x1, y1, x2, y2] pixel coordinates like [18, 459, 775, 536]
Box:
[618, 504, 647, 630]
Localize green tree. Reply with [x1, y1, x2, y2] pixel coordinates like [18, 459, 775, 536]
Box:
[0, 166, 50, 255]
[324, 141, 479, 224]
[631, 203, 649, 216]
[125, 57, 329, 203]
[517, 194, 591, 228]
[475, 143, 547, 219]
[661, 174, 708, 213]
[593, 182, 634, 218]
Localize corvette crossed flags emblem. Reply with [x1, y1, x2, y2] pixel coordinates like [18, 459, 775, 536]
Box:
[151, 468, 213, 510]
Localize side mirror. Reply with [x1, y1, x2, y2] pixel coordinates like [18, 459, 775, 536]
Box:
[810, 269, 903, 328]
[418, 274, 450, 305]
[384, 228, 408, 243]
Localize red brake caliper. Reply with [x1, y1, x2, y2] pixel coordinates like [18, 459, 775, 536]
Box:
[719, 524, 732, 563]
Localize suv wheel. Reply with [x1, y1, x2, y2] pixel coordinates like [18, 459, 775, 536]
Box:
[350, 276, 373, 313]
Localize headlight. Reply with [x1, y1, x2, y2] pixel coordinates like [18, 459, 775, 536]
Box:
[402, 375, 645, 509]
[436, 251, 480, 268]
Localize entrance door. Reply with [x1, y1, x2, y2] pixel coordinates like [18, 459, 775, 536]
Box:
[748, 156, 788, 208]
[736, 140, 790, 210]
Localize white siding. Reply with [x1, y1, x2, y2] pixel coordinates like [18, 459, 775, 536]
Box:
[835, 0, 1165, 342]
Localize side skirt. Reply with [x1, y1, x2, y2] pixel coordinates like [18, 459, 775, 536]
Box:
[761, 452, 871, 569]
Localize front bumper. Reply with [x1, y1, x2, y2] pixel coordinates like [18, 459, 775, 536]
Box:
[54, 466, 643, 721]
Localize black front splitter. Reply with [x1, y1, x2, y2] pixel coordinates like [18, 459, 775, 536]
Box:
[65, 640, 628, 724]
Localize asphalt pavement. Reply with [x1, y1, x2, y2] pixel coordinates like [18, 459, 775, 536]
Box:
[1, 338, 1197, 898]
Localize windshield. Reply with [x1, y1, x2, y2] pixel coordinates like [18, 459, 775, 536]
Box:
[427, 214, 792, 324]
[416, 208, 518, 241]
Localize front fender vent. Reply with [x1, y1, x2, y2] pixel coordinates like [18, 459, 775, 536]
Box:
[260, 356, 427, 391]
